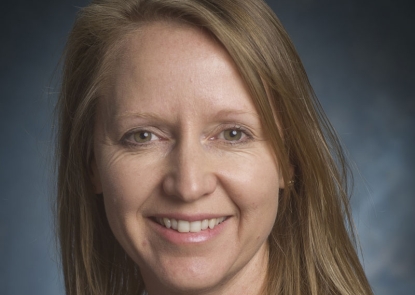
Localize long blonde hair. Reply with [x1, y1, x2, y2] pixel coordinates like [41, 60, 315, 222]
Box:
[56, 0, 373, 294]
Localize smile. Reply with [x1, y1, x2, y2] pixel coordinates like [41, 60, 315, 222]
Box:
[155, 217, 227, 233]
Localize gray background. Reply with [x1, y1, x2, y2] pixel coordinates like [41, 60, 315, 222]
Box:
[1, 0, 414, 294]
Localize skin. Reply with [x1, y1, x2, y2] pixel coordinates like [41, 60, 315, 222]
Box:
[91, 22, 283, 295]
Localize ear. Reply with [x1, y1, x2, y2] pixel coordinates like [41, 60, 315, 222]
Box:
[279, 172, 285, 189]
[90, 157, 103, 194]
[279, 164, 294, 189]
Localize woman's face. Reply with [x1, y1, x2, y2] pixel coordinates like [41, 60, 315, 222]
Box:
[92, 22, 283, 294]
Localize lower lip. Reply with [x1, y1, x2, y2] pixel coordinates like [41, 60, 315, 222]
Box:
[149, 218, 228, 244]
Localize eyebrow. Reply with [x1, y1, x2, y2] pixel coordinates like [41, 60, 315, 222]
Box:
[212, 109, 260, 120]
[116, 111, 165, 120]
[108, 112, 169, 131]
[115, 109, 260, 123]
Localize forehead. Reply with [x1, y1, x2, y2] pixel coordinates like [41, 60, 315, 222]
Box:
[100, 21, 258, 121]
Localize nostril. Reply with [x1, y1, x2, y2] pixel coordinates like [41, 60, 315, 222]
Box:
[162, 168, 217, 201]
[162, 174, 176, 196]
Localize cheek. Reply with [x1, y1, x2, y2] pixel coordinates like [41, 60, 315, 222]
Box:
[98, 155, 162, 216]
[98, 155, 165, 251]
[220, 150, 280, 222]
[100, 165, 141, 239]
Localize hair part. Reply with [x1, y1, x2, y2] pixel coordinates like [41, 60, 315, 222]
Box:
[56, 0, 373, 294]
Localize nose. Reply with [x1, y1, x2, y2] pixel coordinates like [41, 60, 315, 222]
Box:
[162, 137, 217, 202]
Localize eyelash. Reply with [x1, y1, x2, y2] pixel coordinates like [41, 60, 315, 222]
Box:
[214, 125, 253, 145]
[121, 125, 253, 148]
[121, 129, 160, 148]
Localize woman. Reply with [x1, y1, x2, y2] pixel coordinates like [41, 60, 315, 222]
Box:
[56, 0, 374, 294]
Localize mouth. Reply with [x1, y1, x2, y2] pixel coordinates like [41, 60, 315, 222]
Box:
[154, 217, 227, 233]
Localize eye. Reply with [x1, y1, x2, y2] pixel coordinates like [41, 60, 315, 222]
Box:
[132, 131, 157, 143]
[223, 129, 243, 141]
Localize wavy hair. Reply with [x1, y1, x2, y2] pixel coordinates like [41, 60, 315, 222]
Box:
[56, 0, 373, 294]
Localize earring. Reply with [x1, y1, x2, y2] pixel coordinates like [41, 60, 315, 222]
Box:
[288, 180, 294, 186]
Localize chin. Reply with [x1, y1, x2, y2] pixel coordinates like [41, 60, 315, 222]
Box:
[141, 256, 236, 294]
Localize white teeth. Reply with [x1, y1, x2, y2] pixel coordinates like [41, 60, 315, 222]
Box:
[178, 220, 190, 233]
[171, 219, 178, 230]
[190, 221, 202, 232]
[157, 217, 226, 232]
[201, 219, 209, 230]
[163, 218, 171, 229]
[208, 218, 216, 229]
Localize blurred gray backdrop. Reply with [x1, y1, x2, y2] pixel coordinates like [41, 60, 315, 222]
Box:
[1, 0, 414, 294]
